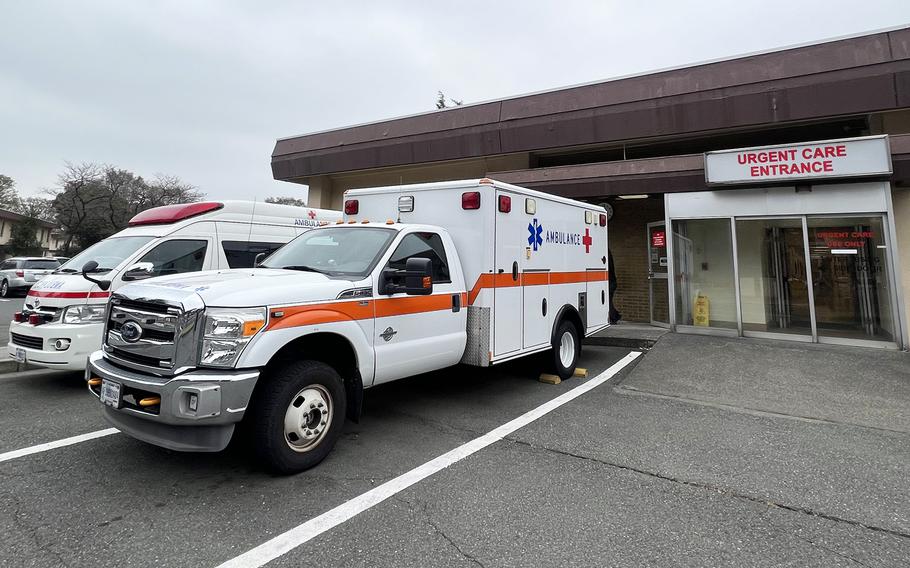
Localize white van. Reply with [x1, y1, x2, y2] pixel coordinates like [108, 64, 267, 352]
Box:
[9, 201, 340, 371]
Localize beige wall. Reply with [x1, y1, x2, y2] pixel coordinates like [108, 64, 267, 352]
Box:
[301, 154, 531, 210]
[893, 187, 910, 346]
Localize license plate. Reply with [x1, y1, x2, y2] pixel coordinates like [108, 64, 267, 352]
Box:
[100, 380, 121, 408]
[14, 348, 25, 363]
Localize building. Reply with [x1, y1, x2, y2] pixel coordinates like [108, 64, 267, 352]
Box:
[0, 209, 62, 258]
[270, 26, 910, 350]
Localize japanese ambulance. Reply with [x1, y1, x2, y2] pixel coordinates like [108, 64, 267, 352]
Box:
[84, 179, 609, 473]
[9, 201, 341, 371]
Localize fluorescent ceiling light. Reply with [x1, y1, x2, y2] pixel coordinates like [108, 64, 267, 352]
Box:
[616, 194, 649, 200]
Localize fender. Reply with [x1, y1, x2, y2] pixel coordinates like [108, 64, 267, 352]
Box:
[551, 303, 584, 344]
[237, 319, 376, 385]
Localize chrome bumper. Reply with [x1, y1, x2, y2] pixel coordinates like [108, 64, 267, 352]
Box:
[86, 351, 260, 452]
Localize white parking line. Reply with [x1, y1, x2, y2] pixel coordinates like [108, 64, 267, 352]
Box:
[0, 428, 119, 464]
[216, 351, 642, 568]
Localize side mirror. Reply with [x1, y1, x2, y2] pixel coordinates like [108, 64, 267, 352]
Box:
[81, 261, 112, 291]
[122, 262, 155, 281]
[254, 252, 266, 267]
[379, 257, 433, 296]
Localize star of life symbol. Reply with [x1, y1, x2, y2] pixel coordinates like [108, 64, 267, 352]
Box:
[528, 218, 543, 251]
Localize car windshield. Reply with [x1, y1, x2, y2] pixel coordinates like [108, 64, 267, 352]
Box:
[58, 236, 156, 274]
[261, 227, 396, 278]
[24, 259, 60, 270]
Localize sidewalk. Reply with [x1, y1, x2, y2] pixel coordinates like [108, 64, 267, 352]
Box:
[617, 332, 910, 433]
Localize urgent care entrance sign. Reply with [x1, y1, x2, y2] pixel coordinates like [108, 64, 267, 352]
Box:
[704, 135, 892, 186]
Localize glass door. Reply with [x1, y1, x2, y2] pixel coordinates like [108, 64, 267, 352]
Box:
[647, 222, 669, 326]
[807, 216, 895, 344]
[735, 218, 813, 339]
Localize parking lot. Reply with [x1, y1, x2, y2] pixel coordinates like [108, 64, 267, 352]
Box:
[1, 338, 908, 568]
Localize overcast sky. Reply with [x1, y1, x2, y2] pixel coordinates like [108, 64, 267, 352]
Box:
[2, 1, 908, 203]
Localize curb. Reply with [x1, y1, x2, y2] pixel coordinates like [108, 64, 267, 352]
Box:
[587, 336, 658, 350]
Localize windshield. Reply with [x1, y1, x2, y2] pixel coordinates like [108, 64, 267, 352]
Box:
[58, 236, 156, 274]
[261, 227, 396, 277]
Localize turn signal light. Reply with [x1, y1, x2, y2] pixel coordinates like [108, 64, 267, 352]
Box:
[600, 214, 607, 227]
[344, 199, 359, 215]
[87, 378, 102, 386]
[462, 192, 480, 210]
[139, 396, 161, 407]
[498, 195, 511, 213]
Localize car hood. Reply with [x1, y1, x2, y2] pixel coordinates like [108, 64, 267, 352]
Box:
[117, 269, 364, 308]
[25, 273, 111, 308]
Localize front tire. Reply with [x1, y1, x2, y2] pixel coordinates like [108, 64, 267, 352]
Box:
[0, 280, 8, 298]
[250, 360, 347, 474]
[550, 319, 580, 380]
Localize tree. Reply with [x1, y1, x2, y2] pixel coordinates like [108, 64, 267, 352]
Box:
[50, 162, 202, 254]
[0, 174, 20, 211]
[436, 91, 463, 109]
[7, 217, 42, 255]
[265, 196, 307, 207]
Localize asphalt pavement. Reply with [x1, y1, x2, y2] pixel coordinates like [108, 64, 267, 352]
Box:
[0, 338, 908, 567]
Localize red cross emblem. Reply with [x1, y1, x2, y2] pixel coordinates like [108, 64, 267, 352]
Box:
[308, 210, 316, 219]
[582, 228, 593, 253]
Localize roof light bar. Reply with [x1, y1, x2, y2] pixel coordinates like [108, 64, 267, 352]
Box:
[128, 202, 224, 226]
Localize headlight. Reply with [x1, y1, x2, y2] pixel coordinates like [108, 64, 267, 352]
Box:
[199, 307, 266, 368]
[63, 304, 107, 324]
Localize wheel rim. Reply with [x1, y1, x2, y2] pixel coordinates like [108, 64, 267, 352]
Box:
[283, 385, 333, 453]
[559, 330, 575, 368]
[1, 282, 7, 295]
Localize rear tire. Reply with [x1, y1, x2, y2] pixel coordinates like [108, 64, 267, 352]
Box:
[250, 360, 346, 474]
[550, 319, 580, 380]
[0, 280, 8, 298]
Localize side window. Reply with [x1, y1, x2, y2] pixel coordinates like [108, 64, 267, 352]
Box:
[221, 241, 285, 269]
[0, 261, 14, 271]
[135, 240, 207, 277]
[387, 233, 451, 283]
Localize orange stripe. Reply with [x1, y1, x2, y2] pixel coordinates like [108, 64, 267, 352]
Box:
[266, 292, 469, 331]
[267, 300, 374, 331]
[374, 294, 454, 318]
[521, 273, 549, 286]
[467, 270, 610, 305]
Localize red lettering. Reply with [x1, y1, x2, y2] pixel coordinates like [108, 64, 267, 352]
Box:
[836, 145, 847, 157]
[750, 166, 760, 177]
[802, 148, 813, 160]
[737, 153, 748, 165]
[824, 146, 836, 158]
[823, 160, 833, 172]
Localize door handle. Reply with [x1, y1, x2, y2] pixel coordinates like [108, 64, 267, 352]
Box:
[451, 294, 461, 313]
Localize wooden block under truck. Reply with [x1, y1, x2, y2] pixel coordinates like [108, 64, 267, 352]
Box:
[85, 179, 610, 473]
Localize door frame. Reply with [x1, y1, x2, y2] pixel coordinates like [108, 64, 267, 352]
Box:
[646, 221, 670, 328]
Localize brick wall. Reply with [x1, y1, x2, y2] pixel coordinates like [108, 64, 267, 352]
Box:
[608, 197, 666, 322]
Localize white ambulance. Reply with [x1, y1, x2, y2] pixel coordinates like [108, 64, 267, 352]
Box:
[10, 201, 340, 371]
[85, 179, 609, 473]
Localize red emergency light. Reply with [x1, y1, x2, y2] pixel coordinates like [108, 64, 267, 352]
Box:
[599, 214, 607, 227]
[13, 311, 24, 323]
[498, 195, 511, 213]
[129, 202, 223, 226]
[462, 192, 480, 210]
[28, 313, 45, 325]
[344, 200, 359, 215]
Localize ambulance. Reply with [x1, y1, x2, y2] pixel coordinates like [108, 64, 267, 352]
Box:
[9, 201, 341, 371]
[84, 179, 609, 473]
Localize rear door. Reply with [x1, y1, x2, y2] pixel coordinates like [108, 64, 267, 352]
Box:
[23, 259, 60, 283]
[372, 231, 467, 384]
